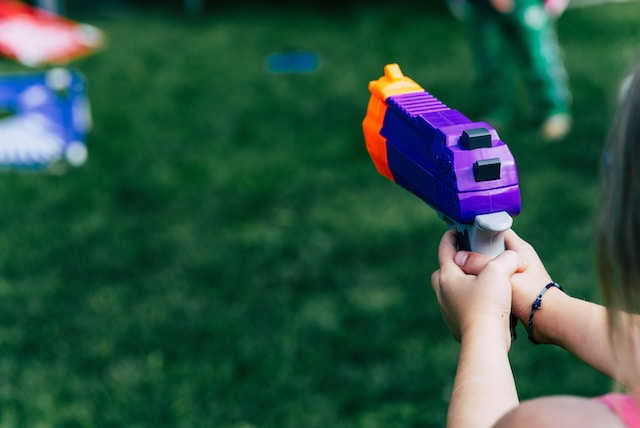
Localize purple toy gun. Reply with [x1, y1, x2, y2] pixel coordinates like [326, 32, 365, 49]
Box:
[363, 64, 521, 258]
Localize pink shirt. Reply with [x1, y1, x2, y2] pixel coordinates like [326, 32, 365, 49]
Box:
[595, 393, 640, 428]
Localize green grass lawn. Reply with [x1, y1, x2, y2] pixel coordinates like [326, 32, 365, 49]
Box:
[0, 1, 638, 426]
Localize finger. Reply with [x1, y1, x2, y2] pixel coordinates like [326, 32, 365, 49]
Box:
[437, 228, 459, 265]
[430, 269, 441, 295]
[437, 229, 467, 281]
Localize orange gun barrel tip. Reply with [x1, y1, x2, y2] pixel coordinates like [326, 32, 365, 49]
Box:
[384, 63, 404, 81]
[368, 64, 424, 100]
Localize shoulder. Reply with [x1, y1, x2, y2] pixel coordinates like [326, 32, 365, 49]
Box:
[493, 396, 625, 428]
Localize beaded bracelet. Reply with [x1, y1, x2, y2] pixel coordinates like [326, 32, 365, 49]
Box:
[527, 282, 564, 344]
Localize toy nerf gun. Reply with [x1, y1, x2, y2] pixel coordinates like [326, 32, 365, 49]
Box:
[362, 64, 521, 258]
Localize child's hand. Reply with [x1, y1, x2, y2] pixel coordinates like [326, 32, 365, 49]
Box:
[453, 229, 557, 342]
[503, 230, 556, 336]
[431, 229, 526, 346]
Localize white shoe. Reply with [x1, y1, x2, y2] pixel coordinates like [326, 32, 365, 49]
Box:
[541, 113, 572, 142]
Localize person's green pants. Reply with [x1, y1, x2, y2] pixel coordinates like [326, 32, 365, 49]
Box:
[464, 0, 571, 123]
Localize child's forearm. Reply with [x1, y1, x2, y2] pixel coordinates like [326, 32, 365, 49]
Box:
[447, 322, 518, 428]
[527, 290, 619, 382]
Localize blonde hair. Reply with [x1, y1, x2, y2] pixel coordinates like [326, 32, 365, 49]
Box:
[597, 62, 640, 390]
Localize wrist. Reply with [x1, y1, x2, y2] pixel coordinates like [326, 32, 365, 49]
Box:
[527, 282, 565, 344]
[461, 313, 513, 351]
[524, 285, 567, 344]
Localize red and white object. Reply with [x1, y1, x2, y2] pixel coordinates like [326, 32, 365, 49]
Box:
[0, 0, 104, 67]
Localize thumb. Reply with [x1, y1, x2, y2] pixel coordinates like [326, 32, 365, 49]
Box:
[480, 250, 527, 279]
[454, 251, 492, 275]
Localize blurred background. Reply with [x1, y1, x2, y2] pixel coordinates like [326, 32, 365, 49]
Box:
[0, 0, 638, 426]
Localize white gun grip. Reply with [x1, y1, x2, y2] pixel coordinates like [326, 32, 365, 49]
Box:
[456, 211, 513, 258]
